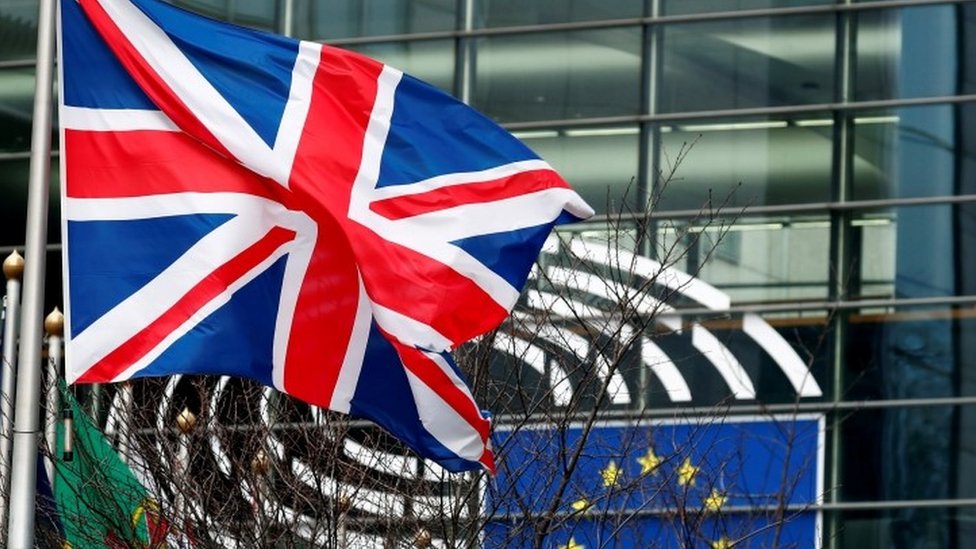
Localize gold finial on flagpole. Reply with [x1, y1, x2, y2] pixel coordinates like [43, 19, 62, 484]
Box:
[2, 251, 24, 281]
[176, 407, 196, 435]
[44, 307, 63, 337]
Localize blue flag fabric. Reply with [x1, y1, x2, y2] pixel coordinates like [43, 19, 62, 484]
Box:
[486, 415, 824, 548]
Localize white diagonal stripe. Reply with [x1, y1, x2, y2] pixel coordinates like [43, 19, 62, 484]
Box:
[108, 240, 295, 383]
[65, 193, 312, 382]
[370, 301, 453, 352]
[94, 0, 318, 188]
[404, 368, 485, 462]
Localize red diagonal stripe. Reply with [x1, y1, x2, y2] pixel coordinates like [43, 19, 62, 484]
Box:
[368, 170, 569, 220]
[77, 226, 297, 383]
[393, 341, 490, 444]
[78, 0, 234, 162]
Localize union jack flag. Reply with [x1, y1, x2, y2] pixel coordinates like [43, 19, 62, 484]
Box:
[58, 0, 592, 472]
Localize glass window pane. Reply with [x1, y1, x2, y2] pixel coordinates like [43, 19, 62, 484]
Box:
[0, 2, 37, 61]
[472, 29, 642, 123]
[845, 306, 976, 401]
[0, 158, 60, 247]
[663, 0, 830, 16]
[853, 203, 976, 300]
[852, 103, 975, 201]
[838, 406, 976, 503]
[657, 215, 831, 305]
[835, 507, 976, 549]
[856, 6, 973, 101]
[475, 0, 640, 28]
[655, 116, 833, 211]
[0, 67, 34, 152]
[514, 125, 639, 216]
[171, 0, 278, 31]
[292, 0, 456, 40]
[661, 15, 835, 113]
[343, 40, 455, 94]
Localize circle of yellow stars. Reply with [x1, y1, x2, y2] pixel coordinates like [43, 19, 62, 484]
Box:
[566, 448, 731, 548]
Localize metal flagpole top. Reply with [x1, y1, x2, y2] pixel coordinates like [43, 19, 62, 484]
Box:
[2, 251, 24, 281]
[44, 308, 63, 337]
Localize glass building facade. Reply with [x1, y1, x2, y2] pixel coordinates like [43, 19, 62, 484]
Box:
[2, 0, 976, 547]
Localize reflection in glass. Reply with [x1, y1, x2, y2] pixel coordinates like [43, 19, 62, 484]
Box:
[845, 306, 976, 401]
[292, 0, 455, 40]
[343, 40, 455, 93]
[660, 15, 835, 112]
[655, 117, 833, 211]
[0, 2, 36, 61]
[835, 507, 976, 549]
[852, 104, 975, 201]
[658, 215, 831, 304]
[472, 28, 641, 123]
[852, 204, 976, 300]
[475, 0, 640, 27]
[663, 0, 830, 16]
[514, 126, 639, 216]
[839, 405, 976, 508]
[0, 67, 35, 152]
[856, 6, 971, 101]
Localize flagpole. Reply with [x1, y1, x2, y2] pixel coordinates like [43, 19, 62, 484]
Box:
[44, 309, 63, 486]
[0, 252, 24, 534]
[7, 0, 57, 544]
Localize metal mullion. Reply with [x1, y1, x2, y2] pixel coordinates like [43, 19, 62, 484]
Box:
[501, 92, 976, 131]
[453, 0, 475, 104]
[580, 192, 976, 223]
[0, 59, 36, 69]
[321, 0, 976, 46]
[486, 498, 976, 522]
[825, 3, 857, 545]
[280, 0, 293, 37]
[126, 394, 976, 436]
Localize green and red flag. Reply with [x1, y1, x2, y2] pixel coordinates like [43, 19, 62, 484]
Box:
[54, 386, 175, 548]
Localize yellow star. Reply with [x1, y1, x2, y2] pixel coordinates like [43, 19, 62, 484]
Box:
[559, 537, 585, 549]
[600, 460, 622, 487]
[711, 537, 733, 549]
[677, 458, 699, 486]
[703, 488, 727, 512]
[636, 447, 662, 475]
[570, 498, 591, 513]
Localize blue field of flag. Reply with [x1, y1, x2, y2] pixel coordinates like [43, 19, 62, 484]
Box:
[485, 415, 824, 548]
